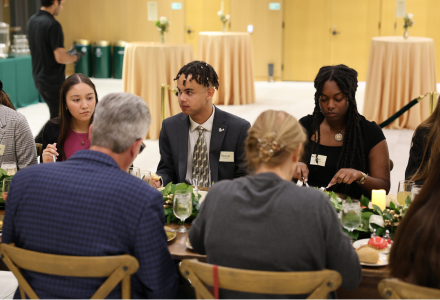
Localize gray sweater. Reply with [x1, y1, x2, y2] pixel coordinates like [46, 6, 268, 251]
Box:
[189, 172, 362, 298]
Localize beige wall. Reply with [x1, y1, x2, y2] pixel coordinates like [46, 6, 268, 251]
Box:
[57, 0, 440, 82]
[57, 0, 185, 74]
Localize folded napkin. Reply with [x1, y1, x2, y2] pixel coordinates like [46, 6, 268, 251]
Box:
[0, 271, 18, 299]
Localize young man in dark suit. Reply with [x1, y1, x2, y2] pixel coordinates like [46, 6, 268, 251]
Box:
[155, 61, 250, 187]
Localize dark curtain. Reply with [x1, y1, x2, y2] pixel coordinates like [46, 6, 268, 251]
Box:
[10, 0, 41, 34]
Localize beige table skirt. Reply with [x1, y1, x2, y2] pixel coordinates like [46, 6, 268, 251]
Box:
[122, 42, 194, 139]
[197, 32, 256, 106]
[363, 37, 437, 129]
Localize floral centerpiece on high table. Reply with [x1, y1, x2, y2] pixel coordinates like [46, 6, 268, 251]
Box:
[0, 168, 14, 209]
[155, 16, 170, 44]
[217, 10, 230, 33]
[403, 13, 414, 39]
[322, 190, 410, 241]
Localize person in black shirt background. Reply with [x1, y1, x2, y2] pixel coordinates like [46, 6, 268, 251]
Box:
[294, 65, 390, 199]
[28, 0, 82, 143]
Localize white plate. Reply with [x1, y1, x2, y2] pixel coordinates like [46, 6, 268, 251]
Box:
[353, 238, 391, 254]
[360, 253, 388, 267]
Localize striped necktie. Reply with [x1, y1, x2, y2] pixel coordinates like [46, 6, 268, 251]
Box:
[192, 126, 209, 187]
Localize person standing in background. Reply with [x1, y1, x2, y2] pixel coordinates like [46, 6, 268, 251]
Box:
[28, 0, 82, 143]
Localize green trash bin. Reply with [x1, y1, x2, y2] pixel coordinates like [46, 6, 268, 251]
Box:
[74, 39, 92, 77]
[93, 40, 111, 78]
[113, 41, 126, 79]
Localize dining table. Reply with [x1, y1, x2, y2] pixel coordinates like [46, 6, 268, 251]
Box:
[166, 222, 390, 299]
[0, 206, 392, 298]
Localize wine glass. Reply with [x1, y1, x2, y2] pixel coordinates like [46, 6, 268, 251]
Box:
[173, 190, 192, 233]
[341, 200, 361, 238]
[397, 180, 414, 205]
[1, 163, 17, 176]
[128, 167, 141, 179]
[411, 185, 423, 202]
[2, 177, 12, 201]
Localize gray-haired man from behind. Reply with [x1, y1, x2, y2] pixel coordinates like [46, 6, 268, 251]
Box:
[1, 93, 178, 298]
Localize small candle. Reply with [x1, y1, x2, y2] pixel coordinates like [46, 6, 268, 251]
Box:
[372, 189, 386, 211]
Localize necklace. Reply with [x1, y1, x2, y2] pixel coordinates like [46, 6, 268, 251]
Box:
[72, 128, 86, 146]
[327, 123, 345, 142]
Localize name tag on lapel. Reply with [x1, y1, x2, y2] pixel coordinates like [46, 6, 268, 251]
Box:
[219, 151, 234, 162]
[0, 144, 5, 155]
[310, 154, 327, 167]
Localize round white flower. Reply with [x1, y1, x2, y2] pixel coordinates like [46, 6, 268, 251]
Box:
[225, 14, 230, 20]
[408, 13, 414, 19]
[217, 10, 223, 16]
[160, 16, 168, 25]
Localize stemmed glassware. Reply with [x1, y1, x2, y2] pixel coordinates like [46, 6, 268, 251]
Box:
[141, 171, 152, 186]
[128, 167, 141, 179]
[341, 200, 361, 242]
[1, 163, 17, 176]
[173, 190, 192, 233]
[411, 185, 423, 202]
[397, 180, 414, 205]
[2, 177, 12, 201]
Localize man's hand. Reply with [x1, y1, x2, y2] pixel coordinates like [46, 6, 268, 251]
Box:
[66, 45, 85, 65]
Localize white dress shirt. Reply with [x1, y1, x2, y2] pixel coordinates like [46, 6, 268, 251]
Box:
[185, 105, 215, 186]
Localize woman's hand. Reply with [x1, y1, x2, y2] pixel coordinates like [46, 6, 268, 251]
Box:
[294, 162, 309, 182]
[42, 143, 59, 163]
[328, 168, 362, 187]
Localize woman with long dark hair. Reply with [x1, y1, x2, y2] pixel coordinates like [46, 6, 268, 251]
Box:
[405, 95, 440, 185]
[41, 73, 98, 162]
[295, 65, 390, 199]
[389, 155, 440, 288]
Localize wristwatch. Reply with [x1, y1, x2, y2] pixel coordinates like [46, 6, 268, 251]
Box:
[357, 172, 367, 185]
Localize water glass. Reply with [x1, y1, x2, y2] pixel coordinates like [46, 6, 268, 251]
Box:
[1, 163, 17, 176]
[173, 190, 192, 233]
[397, 180, 414, 205]
[128, 167, 141, 179]
[2, 177, 12, 201]
[341, 200, 361, 232]
[411, 185, 423, 202]
[141, 171, 152, 186]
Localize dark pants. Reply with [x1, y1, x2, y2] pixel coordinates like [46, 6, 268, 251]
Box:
[35, 88, 60, 143]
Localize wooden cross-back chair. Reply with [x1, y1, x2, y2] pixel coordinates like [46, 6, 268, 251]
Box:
[0, 243, 139, 299]
[378, 278, 440, 299]
[180, 259, 342, 299]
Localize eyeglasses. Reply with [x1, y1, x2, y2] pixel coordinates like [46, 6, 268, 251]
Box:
[139, 142, 146, 154]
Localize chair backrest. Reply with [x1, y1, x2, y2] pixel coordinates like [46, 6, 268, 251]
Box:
[0, 243, 139, 299]
[35, 143, 43, 157]
[378, 278, 440, 299]
[180, 259, 342, 299]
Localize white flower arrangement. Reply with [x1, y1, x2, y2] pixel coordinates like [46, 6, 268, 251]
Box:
[217, 10, 230, 24]
[403, 13, 414, 29]
[155, 16, 170, 33]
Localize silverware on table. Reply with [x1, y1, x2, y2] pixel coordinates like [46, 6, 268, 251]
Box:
[302, 177, 309, 187]
[192, 178, 199, 199]
[165, 228, 176, 233]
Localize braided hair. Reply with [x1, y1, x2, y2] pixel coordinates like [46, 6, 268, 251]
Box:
[309, 64, 366, 197]
[173, 61, 219, 90]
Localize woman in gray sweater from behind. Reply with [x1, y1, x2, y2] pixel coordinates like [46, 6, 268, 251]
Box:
[189, 110, 362, 298]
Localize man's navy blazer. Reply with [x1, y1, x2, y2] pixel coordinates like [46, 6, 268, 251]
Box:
[157, 106, 251, 185]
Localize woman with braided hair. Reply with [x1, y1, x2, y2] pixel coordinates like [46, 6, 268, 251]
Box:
[295, 65, 390, 199]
